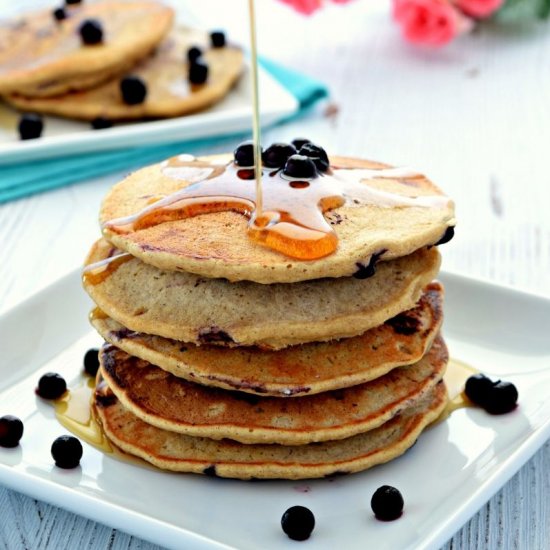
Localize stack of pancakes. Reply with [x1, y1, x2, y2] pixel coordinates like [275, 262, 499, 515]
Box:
[83, 153, 456, 480]
[0, 1, 243, 120]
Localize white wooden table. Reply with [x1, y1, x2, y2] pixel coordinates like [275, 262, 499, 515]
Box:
[1, 1, 550, 548]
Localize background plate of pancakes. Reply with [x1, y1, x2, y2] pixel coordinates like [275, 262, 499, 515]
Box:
[0, 0, 299, 164]
[1, 264, 550, 549]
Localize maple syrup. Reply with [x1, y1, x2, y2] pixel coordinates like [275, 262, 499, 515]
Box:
[103, 158, 449, 261]
[433, 358, 478, 425]
[54, 376, 113, 453]
[82, 251, 132, 286]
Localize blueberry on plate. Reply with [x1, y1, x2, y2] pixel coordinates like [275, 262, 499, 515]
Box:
[36, 372, 67, 400]
[262, 142, 296, 168]
[18, 114, 43, 140]
[91, 117, 112, 130]
[189, 61, 208, 85]
[464, 373, 494, 406]
[283, 154, 317, 179]
[187, 46, 202, 64]
[51, 435, 83, 469]
[484, 381, 518, 414]
[120, 76, 147, 105]
[371, 485, 404, 521]
[79, 19, 103, 45]
[281, 506, 315, 541]
[210, 31, 226, 48]
[0, 415, 24, 448]
[53, 7, 67, 21]
[83, 348, 100, 376]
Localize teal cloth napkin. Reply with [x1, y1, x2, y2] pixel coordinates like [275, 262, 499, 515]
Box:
[0, 59, 328, 204]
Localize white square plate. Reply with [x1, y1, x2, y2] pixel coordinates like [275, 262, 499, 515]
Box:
[1, 271, 549, 550]
[0, 61, 299, 165]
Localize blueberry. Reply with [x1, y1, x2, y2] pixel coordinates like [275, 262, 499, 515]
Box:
[234, 140, 260, 167]
[0, 415, 24, 448]
[281, 506, 315, 541]
[210, 31, 226, 48]
[91, 117, 112, 130]
[291, 138, 311, 150]
[18, 114, 43, 140]
[188, 61, 208, 85]
[51, 435, 83, 469]
[464, 374, 494, 406]
[435, 226, 455, 246]
[120, 76, 147, 105]
[299, 143, 329, 172]
[484, 381, 518, 415]
[187, 46, 202, 64]
[37, 372, 67, 400]
[83, 348, 100, 376]
[79, 19, 103, 45]
[53, 7, 67, 21]
[283, 154, 317, 179]
[262, 142, 296, 168]
[371, 485, 404, 521]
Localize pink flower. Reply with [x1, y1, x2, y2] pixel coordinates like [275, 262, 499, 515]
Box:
[393, 0, 469, 46]
[454, 0, 502, 18]
[278, 0, 353, 15]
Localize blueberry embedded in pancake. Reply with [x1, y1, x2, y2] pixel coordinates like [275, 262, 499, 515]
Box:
[90, 282, 445, 396]
[97, 335, 448, 445]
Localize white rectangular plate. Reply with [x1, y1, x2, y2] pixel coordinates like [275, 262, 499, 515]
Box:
[1, 271, 550, 550]
[0, 61, 299, 165]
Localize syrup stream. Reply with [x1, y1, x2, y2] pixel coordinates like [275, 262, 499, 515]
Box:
[248, 0, 263, 218]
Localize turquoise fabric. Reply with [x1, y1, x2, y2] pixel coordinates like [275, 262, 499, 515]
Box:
[0, 58, 328, 204]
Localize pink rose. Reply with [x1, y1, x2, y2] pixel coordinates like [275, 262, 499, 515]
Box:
[278, 0, 353, 15]
[393, 0, 468, 46]
[455, 0, 502, 18]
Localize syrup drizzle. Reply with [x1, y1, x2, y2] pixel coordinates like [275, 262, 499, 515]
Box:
[434, 358, 478, 425]
[82, 251, 132, 286]
[248, 0, 263, 218]
[103, 157, 450, 260]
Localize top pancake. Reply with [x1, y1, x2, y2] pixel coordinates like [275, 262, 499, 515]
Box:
[6, 28, 244, 120]
[100, 154, 455, 283]
[0, 1, 174, 97]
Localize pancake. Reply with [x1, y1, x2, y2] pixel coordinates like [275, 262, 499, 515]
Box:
[94, 379, 447, 479]
[99, 153, 455, 284]
[0, 1, 173, 97]
[99, 335, 447, 445]
[6, 28, 244, 120]
[91, 281, 444, 396]
[83, 238, 441, 349]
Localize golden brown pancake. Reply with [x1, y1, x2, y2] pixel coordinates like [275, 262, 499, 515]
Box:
[99, 335, 447, 445]
[91, 281, 444, 396]
[94, 380, 447, 479]
[6, 28, 244, 120]
[0, 1, 173, 97]
[83, 238, 441, 349]
[99, 154, 455, 283]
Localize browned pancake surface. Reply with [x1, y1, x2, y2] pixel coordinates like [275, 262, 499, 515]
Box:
[83, 238, 441, 349]
[99, 335, 447, 444]
[94, 381, 447, 479]
[6, 28, 243, 120]
[0, 1, 173, 97]
[92, 281, 444, 396]
[99, 154, 455, 283]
